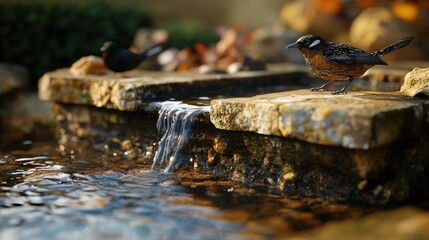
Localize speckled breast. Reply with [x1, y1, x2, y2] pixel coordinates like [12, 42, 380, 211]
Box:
[301, 49, 372, 81]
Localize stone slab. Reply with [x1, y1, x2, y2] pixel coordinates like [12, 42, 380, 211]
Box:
[210, 90, 429, 149]
[38, 61, 425, 112]
[38, 64, 309, 111]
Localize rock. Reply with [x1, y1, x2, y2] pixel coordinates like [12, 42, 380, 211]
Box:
[349, 7, 423, 62]
[210, 90, 429, 149]
[0, 63, 52, 141]
[356, 65, 413, 92]
[365, 66, 410, 84]
[69, 55, 110, 76]
[131, 28, 168, 70]
[0, 63, 29, 95]
[289, 207, 429, 240]
[392, 2, 429, 36]
[53, 103, 161, 161]
[131, 28, 168, 51]
[368, 62, 429, 89]
[0, 93, 54, 142]
[280, 1, 348, 40]
[245, 27, 304, 64]
[400, 67, 429, 97]
[38, 64, 310, 111]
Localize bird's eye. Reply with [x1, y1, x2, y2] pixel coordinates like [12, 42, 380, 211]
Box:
[309, 39, 321, 48]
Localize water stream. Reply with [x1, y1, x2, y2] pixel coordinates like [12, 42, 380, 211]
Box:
[151, 101, 210, 173]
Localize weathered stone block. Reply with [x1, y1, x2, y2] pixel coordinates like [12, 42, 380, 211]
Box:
[39, 65, 309, 111]
[210, 90, 429, 149]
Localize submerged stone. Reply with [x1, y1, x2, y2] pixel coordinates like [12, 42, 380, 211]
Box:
[210, 90, 429, 149]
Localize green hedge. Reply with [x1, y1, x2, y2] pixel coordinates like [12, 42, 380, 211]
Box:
[162, 20, 219, 50]
[0, 1, 153, 83]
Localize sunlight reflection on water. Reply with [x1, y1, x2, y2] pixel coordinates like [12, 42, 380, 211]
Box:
[1, 145, 245, 239]
[0, 139, 370, 240]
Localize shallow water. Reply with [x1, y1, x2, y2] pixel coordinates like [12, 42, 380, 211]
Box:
[0, 139, 372, 240]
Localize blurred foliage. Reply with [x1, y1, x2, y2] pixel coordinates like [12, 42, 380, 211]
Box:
[0, 0, 153, 83]
[162, 20, 219, 49]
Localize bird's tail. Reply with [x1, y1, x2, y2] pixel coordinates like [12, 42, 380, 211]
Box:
[372, 36, 414, 58]
[140, 44, 164, 58]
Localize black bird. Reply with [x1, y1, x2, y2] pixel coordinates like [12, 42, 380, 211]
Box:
[100, 41, 163, 72]
[286, 35, 414, 94]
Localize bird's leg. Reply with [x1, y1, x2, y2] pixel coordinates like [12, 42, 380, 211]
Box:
[331, 77, 353, 95]
[310, 81, 335, 92]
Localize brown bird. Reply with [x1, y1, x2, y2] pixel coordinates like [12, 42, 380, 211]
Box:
[286, 35, 414, 94]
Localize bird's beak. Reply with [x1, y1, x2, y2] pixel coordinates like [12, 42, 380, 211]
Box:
[100, 45, 107, 52]
[285, 42, 300, 49]
[100, 41, 112, 52]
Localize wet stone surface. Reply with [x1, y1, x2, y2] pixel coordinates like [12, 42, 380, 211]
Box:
[53, 103, 159, 162]
[196, 129, 429, 204]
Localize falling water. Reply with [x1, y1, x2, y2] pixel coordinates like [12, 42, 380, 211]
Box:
[151, 101, 210, 173]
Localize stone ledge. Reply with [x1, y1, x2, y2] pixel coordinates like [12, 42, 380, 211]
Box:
[38, 62, 424, 112]
[38, 64, 309, 111]
[210, 90, 429, 149]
